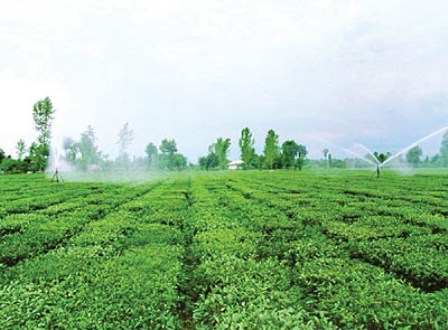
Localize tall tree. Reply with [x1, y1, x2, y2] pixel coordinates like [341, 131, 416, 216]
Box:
[439, 131, 448, 167]
[296, 144, 308, 170]
[16, 139, 27, 160]
[159, 139, 178, 170]
[32, 96, 55, 171]
[239, 127, 255, 169]
[117, 122, 134, 157]
[0, 148, 5, 164]
[116, 122, 134, 169]
[160, 139, 177, 155]
[281, 141, 308, 170]
[62, 137, 78, 162]
[213, 138, 231, 169]
[77, 126, 101, 170]
[145, 142, 158, 169]
[323, 148, 329, 168]
[281, 140, 300, 169]
[263, 129, 280, 169]
[406, 146, 423, 167]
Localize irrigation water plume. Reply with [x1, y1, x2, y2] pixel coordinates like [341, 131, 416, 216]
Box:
[348, 125, 448, 178]
[382, 125, 448, 167]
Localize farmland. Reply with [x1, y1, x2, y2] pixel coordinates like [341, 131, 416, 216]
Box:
[0, 171, 447, 329]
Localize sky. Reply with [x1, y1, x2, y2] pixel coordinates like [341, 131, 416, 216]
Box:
[1, 0, 448, 162]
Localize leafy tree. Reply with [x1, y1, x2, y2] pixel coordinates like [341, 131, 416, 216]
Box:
[117, 122, 134, 156]
[263, 129, 280, 169]
[439, 131, 448, 167]
[199, 152, 220, 170]
[406, 146, 423, 167]
[239, 128, 255, 169]
[0, 148, 5, 164]
[172, 153, 187, 170]
[16, 139, 27, 160]
[32, 96, 55, 171]
[145, 143, 158, 170]
[373, 151, 391, 164]
[158, 139, 187, 170]
[77, 126, 102, 171]
[323, 148, 329, 168]
[213, 138, 231, 169]
[160, 139, 177, 155]
[281, 141, 300, 169]
[62, 137, 78, 162]
[296, 144, 308, 170]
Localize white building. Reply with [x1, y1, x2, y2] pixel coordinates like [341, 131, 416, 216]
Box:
[228, 160, 244, 170]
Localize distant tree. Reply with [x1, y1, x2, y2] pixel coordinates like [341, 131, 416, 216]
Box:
[439, 131, 448, 167]
[159, 139, 177, 170]
[281, 141, 300, 169]
[296, 144, 308, 170]
[323, 148, 329, 168]
[16, 139, 27, 160]
[62, 137, 78, 162]
[160, 139, 177, 155]
[199, 152, 220, 170]
[172, 153, 187, 170]
[263, 129, 280, 169]
[158, 139, 187, 170]
[77, 126, 101, 171]
[32, 96, 55, 171]
[117, 122, 134, 157]
[213, 138, 231, 169]
[373, 151, 391, 164]
[145, 143, 158, 170]
[0, 148, 5, 164]
[239, 128, 255, 169]
[406, 146, 423, 167]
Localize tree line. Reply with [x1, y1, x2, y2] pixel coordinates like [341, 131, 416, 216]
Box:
[2, 96, 448, 173]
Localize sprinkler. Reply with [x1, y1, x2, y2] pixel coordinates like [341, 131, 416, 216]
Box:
[52, 168, 64, 183]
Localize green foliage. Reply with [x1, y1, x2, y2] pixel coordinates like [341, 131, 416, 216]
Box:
[0, 171, 447, 328]
[145, 142, 158, 169]
[31, 96, 55, 171]
[198, 152, 219, 170]
[439, 131, 448, 167]
[406, 145, 423, 167]
[263, 129, 280, 169]
[76, 126, 102, 170]
[239, 127, 256, 169]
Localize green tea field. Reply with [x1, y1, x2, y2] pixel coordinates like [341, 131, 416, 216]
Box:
[0, 171, 447, 329]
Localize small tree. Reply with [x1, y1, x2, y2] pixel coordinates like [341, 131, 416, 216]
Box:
[323, 148, 329, 168]
[62, 137, 78, 162]
[77, 126, 101, 171]
[16, 139, 27, 160]
[0, 148, 5, 164]
[439, 131, 448, 167]
[145, 143, 158, 170]
[239, 128, 255, 169]
[281, 140, 300, 169]
[213, 138, 231, 169]
[406, 146, 423, 167]
[159, 139, 177, 170]
[263, 129, 280, 169]
[32, 96, 55, 171]
[296, 144, 308, 170]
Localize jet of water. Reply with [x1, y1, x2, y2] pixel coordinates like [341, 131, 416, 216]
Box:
[354, 143, 380, 165]
[382, 125, 448, 166]
[340, 147, 378, 167]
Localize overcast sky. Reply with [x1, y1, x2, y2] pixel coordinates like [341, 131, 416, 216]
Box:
[1, 0, 448, 161]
